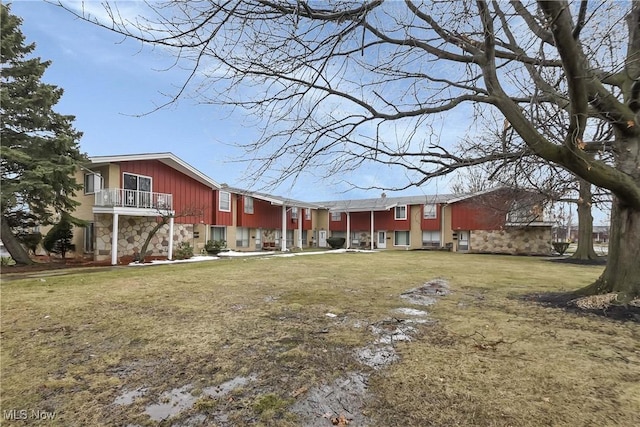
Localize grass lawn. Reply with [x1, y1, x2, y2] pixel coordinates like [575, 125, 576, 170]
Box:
[1, 251, 638, 426]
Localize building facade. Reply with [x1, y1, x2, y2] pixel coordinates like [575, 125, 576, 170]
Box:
[65, 153, 553, 264]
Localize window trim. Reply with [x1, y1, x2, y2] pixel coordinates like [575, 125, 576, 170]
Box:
[331, 212, 342, 221]
[235, 227, 250, 247]
[305, 208, 312, 220]
[394, 230, 410, 246]
[291, 207, 298, 220]
[243, 195, 254, 214]
[83, 173, 102, 195]
[395, 205, 407, 220]
[219, 191, 231, 212]
[123, 172, 152, 192]
[423, 203, 437, 219]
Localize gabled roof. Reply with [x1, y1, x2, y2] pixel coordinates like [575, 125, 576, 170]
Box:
[317, 194, 454, 212]
[88, 152, 220, 189]
[222, 186, 322, 209]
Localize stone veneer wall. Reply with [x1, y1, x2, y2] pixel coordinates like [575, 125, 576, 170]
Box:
[94, 214, 193, 262]
[469, 228, 552, 255]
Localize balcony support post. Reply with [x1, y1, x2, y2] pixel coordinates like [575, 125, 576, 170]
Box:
[168, 216, 174, 260]
[111, 213, 119, 265]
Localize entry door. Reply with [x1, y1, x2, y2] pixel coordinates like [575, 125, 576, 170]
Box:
[458, 231, 470, 251]
[377, 231, 387, 249]
[255, 228, 262, 250]
[318, 230, 327, 248]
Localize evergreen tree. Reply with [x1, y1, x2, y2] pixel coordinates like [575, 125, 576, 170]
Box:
[0, 4, 86, 264]
[42, 214, 74, 260]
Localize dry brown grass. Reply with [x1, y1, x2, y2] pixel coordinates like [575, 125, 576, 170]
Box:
[1, 251, 638, 426]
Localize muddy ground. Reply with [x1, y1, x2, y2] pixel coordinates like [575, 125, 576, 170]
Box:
[108, 279, 451, 426]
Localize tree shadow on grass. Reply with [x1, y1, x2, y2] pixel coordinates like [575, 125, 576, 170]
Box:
[546, 256, 607, 266]
[521, 292, 640, 323]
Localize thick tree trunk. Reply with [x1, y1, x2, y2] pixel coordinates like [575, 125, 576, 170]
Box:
[571, 179, 599, 260]
[0, 215, 33, 265]
[578, 198, 640, 301]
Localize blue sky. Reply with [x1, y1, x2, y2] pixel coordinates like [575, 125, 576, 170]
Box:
[8, 2, 610, 226]
[11, 0, 459, 202]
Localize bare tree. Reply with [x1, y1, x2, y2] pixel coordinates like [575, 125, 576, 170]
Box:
[453, 116, 611, 261]
[60, 1, 640, 300]
[136, 205, 205, 263]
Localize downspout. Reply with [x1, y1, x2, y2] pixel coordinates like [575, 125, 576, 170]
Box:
[346, 212, 351, 249]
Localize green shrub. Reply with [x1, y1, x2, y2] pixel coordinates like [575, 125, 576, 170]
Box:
[1, 256, 15, 266]
[18, 232, 42, 254]
[326, 237, 346, 249]
[552, 241, 570, 255]
[43, 218, 74, 259]
[174, 242, 194, 260]
[204, 239, 226, 254]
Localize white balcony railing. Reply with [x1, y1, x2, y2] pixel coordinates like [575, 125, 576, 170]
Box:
[94, 188, 173, 211]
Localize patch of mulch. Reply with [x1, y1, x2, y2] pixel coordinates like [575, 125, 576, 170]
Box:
[523, 292, 640, 323]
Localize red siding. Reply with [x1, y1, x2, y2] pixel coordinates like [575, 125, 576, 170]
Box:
[302, 208, 313, 230]
[237, 197, 282, 228]
[375, 209, 410, 230]
[213, 190, 234, 226]
[349, 211, 373, 230]
[421, 204, 441, 231]
[120, 160, 213, 224]
[329, 212, 347, 231]
[451, 198, 509, 230]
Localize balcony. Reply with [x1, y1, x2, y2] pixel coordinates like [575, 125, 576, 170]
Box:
[94, 188, 173, 213]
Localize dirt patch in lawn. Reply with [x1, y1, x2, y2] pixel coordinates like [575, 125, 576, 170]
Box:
[523, 291, 640, 322]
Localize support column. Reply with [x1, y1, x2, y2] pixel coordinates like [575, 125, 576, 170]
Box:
[346, 212, 351, 249]
[297, 208, 303, 249]
[281, 205, 287, 252]
[168, 216, 174, 260]
[111, 213, 119, 265]
[371, 210, 374, 250]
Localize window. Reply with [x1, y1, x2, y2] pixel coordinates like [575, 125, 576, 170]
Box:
[286, 230, 294, 246]
[305, 208, 311, 220]
[123, 173, 152, 207]
[210, 226, 226, 242]
[394, 231, 410, 246]
[291, 207, 298, 220]
[331, 212, 342, 221]
[422, 231, 440, 247]
[423, 203, 437, 219]
[219, 191, 231, 212]
[84, 223, 94, 253]
[236, 227, 250, 247]
[84, 173, 102, 195]
[395, 205, 407, 220]
[244, 196, 254, 214]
